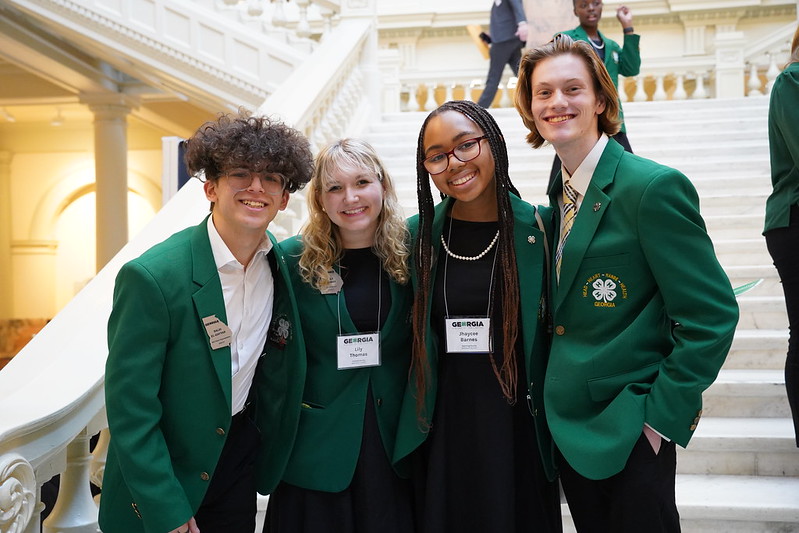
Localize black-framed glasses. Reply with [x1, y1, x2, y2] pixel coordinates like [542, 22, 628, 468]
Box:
[423, 135, 488, 175]
[223, 169, 285, 195]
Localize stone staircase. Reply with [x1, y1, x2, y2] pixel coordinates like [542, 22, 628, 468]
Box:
[365, 96, 799, 532]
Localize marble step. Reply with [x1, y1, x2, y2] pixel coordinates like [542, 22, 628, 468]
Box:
[705, 213, 767, 241]
[704, 370, 790, 419]
[737, 296, 788, 330]
[714, 239, 771, 267]
[678, 417, 797, 476]
[726, 329, 789, 370]
[725, 265, 781, 295]
[561, 474, 799, 533]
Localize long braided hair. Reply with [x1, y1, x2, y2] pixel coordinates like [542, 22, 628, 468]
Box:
[412, 100, 522, 421]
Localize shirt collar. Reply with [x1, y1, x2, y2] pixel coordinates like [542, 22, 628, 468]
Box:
[561, 133, 609, 198]
[206, 216, 273, 270]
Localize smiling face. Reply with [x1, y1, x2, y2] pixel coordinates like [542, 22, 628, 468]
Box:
[423, 111, 496, 214]
[320, 163, 385, 249]
[204, 170, 289, 242]
[530, 53, 606, 169]
[574, 0, 603, 31]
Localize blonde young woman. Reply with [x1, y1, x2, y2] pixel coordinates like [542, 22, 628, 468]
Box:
[265, 139, 414, 533]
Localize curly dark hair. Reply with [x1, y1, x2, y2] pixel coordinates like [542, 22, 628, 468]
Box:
[184, 110, 313, 193]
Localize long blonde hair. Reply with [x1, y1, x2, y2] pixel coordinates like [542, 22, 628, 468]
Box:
[298, 138, 410, 290]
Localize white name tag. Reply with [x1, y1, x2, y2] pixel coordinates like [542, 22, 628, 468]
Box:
[202, 315, 233, 350]
[337, 332, 381, 369]
[445, 317, 491, 353]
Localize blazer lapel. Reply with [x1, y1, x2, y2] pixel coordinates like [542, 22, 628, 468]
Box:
[191, 217, 232, 408]
[511, 196, 545, 362]
[553, 140, 623, 309]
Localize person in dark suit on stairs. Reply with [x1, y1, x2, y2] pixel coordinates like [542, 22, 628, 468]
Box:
[477, 0, 529, 108]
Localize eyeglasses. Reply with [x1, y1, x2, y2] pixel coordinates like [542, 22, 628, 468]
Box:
[576, 1, 602, 9]
[222, 169, 285, 195]
[423, 136, 488, 175]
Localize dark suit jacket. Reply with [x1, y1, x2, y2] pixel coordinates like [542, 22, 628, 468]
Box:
[276, 236, 413, 492]
[490, 0, 526, 44]
[100, 217, 304, 533]
[393, 194, 556, 482]
[545, 138, 739, 480]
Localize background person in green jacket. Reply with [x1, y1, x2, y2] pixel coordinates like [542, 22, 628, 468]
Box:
[549, 0, 640, 185]
[265, 139, 415, 533]
[393, 100, 561, 533]
[515, 34, 738, 532]
[763, 25, 799, 447]
[101, 112, 313, 533]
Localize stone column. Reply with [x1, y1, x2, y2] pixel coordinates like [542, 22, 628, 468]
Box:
[82, 95, 137, 272]
[11, 240, 58, 318]
[0, 151, 13, 319]
[714, 31, 746, 99]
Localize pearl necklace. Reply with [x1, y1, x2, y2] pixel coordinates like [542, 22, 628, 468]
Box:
[440, 230, 500, 261]
[589, 37, 605, 50]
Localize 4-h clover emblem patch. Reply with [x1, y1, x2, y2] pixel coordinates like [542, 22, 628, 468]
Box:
[582, 273, 628, 308]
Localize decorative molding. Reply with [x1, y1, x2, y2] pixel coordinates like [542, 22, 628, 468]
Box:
[0, 453, 36, 533]
[13, 0, 278, 102]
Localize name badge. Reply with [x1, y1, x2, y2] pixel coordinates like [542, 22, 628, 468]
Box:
[202, 315, 233, 350]
[337, 332, 381, 369]
[320, 270, 344, 295]
[445, 316, 491, 353]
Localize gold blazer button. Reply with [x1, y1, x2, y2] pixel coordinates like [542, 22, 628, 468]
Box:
[216, 427, 226, 436]
[200, 472, 210, 481]
[555, 325, 565, 336]
[689, 424, 697, 431]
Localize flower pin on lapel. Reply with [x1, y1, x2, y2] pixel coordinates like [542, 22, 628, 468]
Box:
[593, 202, 602, 212]
[527, 235, 536, 244]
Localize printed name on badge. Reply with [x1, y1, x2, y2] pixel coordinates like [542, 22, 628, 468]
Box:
[337, 332, 381, 369]
[445, 317, 492, 353]
[202, 315, 233, 350]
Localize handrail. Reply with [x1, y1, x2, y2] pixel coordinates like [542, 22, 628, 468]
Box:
[0, 179, 210, 531]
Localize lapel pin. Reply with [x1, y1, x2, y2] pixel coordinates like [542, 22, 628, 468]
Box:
[593, 202, 601, 212]
[527, 235, 536, 244]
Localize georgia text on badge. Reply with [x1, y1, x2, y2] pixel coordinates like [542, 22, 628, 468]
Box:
[202, 315, 233, 349]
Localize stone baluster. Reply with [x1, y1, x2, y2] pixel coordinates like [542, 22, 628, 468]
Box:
[272, 0, 287, 27]
[422, 85, 435, 111]
[319, 7, 335, 38]
[247, 0, 264, 17]
[499, 81, 512, 108]
[43, 431, 99, 533]
[406, 84, 420, 112]
[618, 78, 629, 102]
[467, 80, 481, 102]
[295, 0, 312, 39]
[653, 75, 667, 101]
[633, 77, 647, 102]
[445, 83, 454, 103]
[747, 63, 763, 96]
[89, 429, 109, 497]
[766, 54, 780, 93]
[691, 72, 708, 99]
[673, 74, 687, 100]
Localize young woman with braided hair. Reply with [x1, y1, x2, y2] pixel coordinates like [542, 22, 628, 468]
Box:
[393, 100, 562, 532]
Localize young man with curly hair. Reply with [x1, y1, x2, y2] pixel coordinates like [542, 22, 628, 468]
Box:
[100, 111, 313, 533]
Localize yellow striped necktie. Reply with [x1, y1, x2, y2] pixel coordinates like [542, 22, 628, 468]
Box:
[555, 180, 577, 282]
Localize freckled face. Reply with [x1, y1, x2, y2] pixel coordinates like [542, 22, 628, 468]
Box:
[422, 111, 495, 206]
[530, 53, 606, 160]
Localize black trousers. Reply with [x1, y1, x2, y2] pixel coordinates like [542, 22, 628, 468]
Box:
[765, 203, 799, 446]
[548, 131, 633, 187]
[477, 38, 523, 108]
[559, 433, 680, 533]
[194, 408, 260, 532]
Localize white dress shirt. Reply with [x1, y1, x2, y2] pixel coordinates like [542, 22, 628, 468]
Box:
[207, 217, 274, 415]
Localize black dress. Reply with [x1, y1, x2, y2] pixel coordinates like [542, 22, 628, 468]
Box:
[265, 248, 415, 533]
[415, 218, 562, 533]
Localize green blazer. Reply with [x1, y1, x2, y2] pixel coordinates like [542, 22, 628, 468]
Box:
[560, 26, 641, 133]
[278, 236, 413, 492]
[392, 194, 556, 482]
[100, 217, 305, 533]
[545, 138, 739, 480]
[764, 62, 799, 233]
